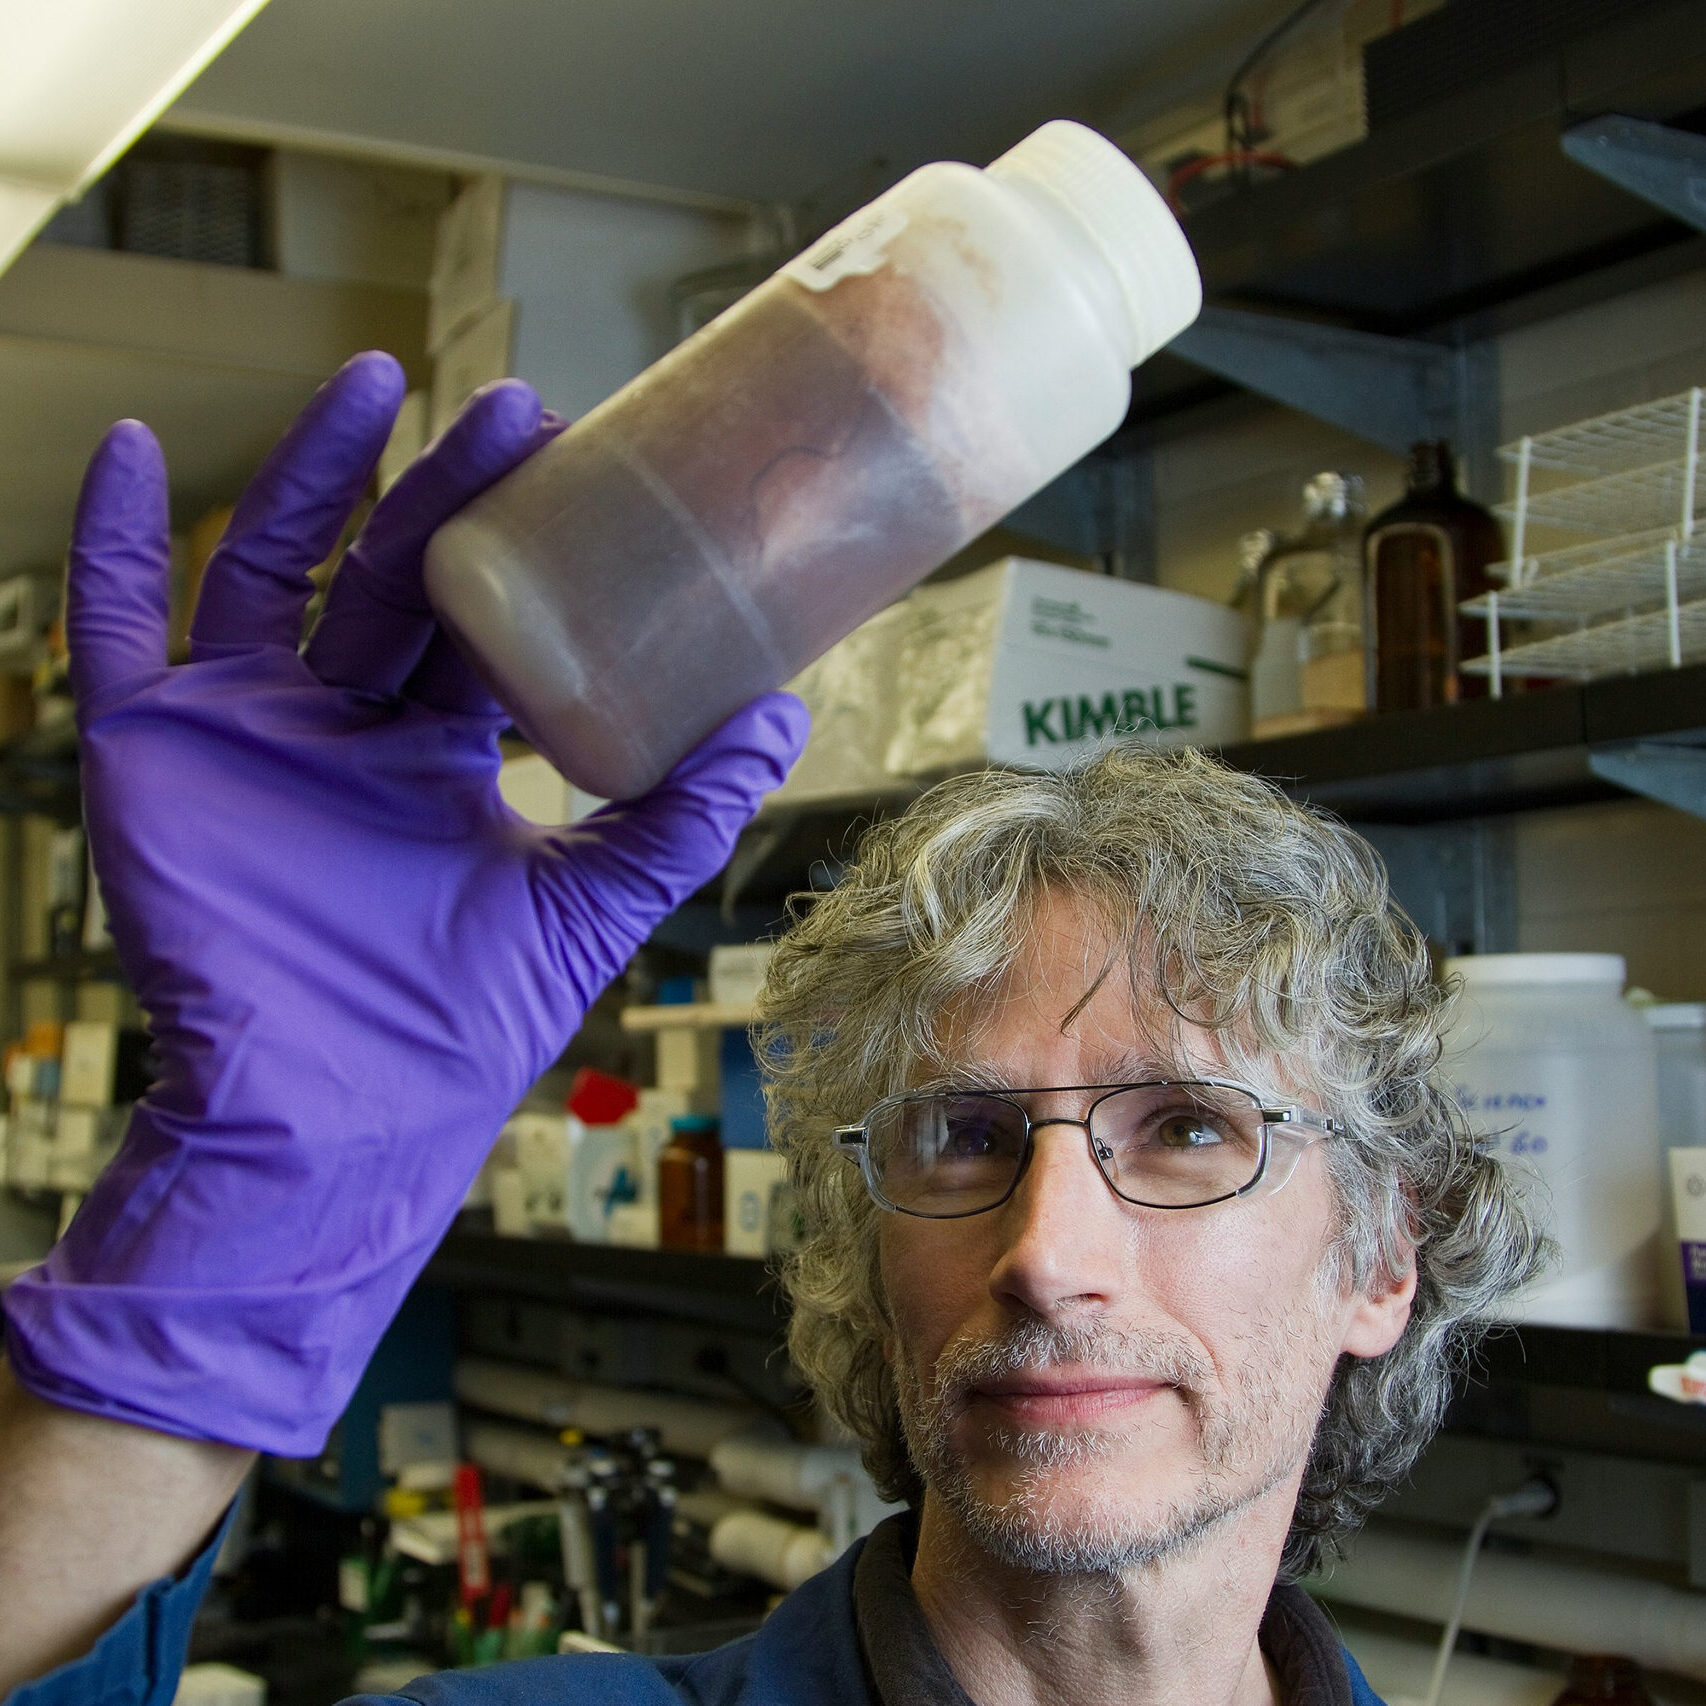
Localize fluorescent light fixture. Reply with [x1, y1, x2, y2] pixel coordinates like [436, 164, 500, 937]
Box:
[0, 0, 274, 275]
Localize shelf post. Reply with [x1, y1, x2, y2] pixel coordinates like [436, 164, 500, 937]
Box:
[1588, 741, 1706, 821]
[1170, 306, 1473, 458]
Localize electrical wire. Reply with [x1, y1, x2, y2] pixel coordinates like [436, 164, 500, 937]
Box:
[1223, 0, 1339, 162]
[1421, 1477, 1558, 1706]
[1166, 148, 1295, 214]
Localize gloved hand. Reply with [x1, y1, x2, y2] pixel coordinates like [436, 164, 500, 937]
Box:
[2, 353, 807, 1455]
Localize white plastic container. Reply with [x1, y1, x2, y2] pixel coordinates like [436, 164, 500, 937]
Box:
[1442, 953, 1662, 1328]
[424, 120, 1201, 800]
[1644, 1002, 1706, 1328]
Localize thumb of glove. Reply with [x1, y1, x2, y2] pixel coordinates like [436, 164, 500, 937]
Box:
[535, 693, 810, 995]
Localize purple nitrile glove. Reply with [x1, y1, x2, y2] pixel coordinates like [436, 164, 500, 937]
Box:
[2, 353, 808, 1455]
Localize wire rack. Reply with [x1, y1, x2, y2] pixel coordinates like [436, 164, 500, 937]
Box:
[1495, 389, 1706, 477]
[1465, 387, 1705, 690]
[1465, 529, 1706, 622]
[1462, 597, 1706, 682]
[1494, 458, 1705, 535]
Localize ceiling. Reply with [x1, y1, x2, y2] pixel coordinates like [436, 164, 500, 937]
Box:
[168, 0, 1281, 207]
[0, 0, 1287, 581]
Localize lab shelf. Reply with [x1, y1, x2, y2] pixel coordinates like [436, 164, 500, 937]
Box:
[424, 1225, 785, 1336]
[620, 1002, 757, 1032]
[1223, 664, 1706, 821]
[1164, 0, 1706, 341]
[1452, 1321, 1706, 1461]
[720, 666, 1706, 908]
[1474, 1320, 1706, 1397]
[1121, 0, 1706, 432]
[9, 950, 124, 983]
[419, 1227, 1705, 1429]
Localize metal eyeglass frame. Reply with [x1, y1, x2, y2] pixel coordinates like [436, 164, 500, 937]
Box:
[831, 1080, 1340, 1219]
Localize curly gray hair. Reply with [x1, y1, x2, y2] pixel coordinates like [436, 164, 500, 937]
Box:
[755, 743, 1548, 1581]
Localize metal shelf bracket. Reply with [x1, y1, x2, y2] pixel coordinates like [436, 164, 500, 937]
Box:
[1588, 740, 1706, 819]
[1562, 116, 1706, 236]
[1171, 306, 1480, 460]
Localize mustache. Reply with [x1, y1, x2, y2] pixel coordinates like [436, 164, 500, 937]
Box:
[928, 1317, 1212, 1409]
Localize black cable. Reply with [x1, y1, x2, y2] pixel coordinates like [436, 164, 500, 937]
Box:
[1223, 0, 1338, 166]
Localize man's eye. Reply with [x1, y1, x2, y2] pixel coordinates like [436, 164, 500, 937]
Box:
[942, 1121, 999, 1157]
[1155, 1114, 1226, 1150]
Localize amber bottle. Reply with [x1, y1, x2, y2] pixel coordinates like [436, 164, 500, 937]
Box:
[657, 1115, 724, 1252]
[1549, 1655, 1656, 1704]
[1363, 441, 1504, 712]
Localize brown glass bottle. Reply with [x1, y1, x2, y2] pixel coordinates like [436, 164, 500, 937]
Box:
[1363, 441, 1504, 712]
[1549, 1655, 1655, 1704]
[657, 1116, 724, 1252]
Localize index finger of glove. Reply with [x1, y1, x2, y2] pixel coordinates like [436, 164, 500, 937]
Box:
[191, 352, 407, 655]
[66, 419, 171, 714]
[304, 381, 564, 697]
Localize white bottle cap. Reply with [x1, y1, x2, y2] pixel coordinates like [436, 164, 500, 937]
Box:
[1444, 952, 1627, 987]
[987, 119, 1202, 368]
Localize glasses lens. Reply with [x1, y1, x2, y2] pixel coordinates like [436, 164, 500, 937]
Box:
[866, 1093, 1029, 1215]
[1089, 1083, 1266, 1206]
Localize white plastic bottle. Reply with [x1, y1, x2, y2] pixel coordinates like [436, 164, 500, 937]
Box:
[423, 121, 1201, 799]
[1443, 953, 1662, 1328]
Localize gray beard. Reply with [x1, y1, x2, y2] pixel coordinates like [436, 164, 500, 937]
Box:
[894, 1313, 1323, 1579]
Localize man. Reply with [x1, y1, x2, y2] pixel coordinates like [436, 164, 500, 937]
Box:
[0, 357, 1540, 1706]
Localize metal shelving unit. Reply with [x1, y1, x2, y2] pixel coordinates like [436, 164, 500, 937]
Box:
[1464, 388, 1706, 687]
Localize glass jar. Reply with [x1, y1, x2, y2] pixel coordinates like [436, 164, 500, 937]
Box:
[1245, 472, 1366, 737]
[657, 1115, 725, 1252]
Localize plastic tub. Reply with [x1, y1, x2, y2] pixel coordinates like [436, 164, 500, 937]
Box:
[1443, 953, 1662, 1328]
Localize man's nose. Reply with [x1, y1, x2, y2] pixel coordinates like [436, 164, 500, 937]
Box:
[985, 1118, 1132, 1319]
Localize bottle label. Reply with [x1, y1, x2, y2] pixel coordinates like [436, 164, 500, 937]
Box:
[784, 205, 909, 291]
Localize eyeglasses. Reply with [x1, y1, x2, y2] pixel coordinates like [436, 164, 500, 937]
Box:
[832, 1081, 1337, 1219]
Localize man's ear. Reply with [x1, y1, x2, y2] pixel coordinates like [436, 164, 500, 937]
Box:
[1340, 1248, 1418, 1359]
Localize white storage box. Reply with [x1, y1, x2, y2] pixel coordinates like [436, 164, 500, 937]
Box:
[887, 558, 1248, 776]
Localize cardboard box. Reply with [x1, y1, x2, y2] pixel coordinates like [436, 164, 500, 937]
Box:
[886, 559, 1249, 777]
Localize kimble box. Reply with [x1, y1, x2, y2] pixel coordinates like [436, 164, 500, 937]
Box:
[886, 557, 1249, 778]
